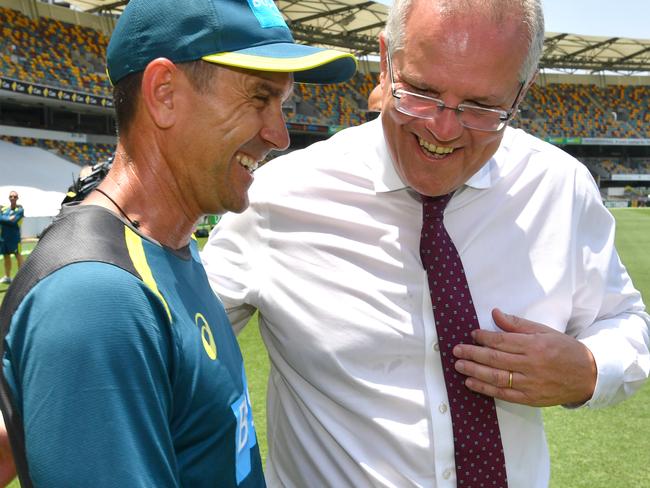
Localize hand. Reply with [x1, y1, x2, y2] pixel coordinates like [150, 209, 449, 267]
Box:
[0, 415, 16, 487]
[452, 308, 597, 407]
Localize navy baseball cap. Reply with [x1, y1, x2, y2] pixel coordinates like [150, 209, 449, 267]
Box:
[106, 0, 357, 85]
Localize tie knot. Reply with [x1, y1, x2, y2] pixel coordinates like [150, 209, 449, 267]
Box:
[422, 193, 452, 223]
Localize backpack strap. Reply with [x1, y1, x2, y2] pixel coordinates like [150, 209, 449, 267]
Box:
[0, 205, 140, 487]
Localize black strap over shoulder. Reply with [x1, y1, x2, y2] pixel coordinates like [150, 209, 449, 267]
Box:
[0, 204, 140, 487]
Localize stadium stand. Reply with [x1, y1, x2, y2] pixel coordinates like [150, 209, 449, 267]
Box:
[512, 83, 650, 138]
[0, 2, 648, 199]
[1, 4, 649, 141]
[0, 135, 114, 166]
[0, 6, 111, 96]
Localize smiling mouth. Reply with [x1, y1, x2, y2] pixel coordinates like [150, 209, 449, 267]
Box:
[418, 136, 455, 156]
[235, 153, 260, 173]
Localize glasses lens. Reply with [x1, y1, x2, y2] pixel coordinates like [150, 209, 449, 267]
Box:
[394, 89, 509, 132]
[458, 106, 507, 131]
[395, 91, 440, 119]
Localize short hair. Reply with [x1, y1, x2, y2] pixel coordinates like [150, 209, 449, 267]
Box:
[385, 0, 545, 83]
[113, 70, 143, 136]
[112, 60, 221, 136]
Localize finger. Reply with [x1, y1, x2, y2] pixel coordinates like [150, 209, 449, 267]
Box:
[469, 328, 528, 354]
[492, 308, 556, 334]
[463, 375, 532, 404]
[454, 358, 516, 389]
[453, 340, 526, 368]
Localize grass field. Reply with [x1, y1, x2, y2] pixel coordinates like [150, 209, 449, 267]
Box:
[1, 208, 649, 487]
[542, 208, 650, 487]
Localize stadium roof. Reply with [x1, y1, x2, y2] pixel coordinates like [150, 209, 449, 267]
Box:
[51, 0, 650, 74]
[542, 33, 650, 74]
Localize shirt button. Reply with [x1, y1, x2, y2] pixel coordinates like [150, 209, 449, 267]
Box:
[438, 403, 448, 414]
[443, 468, 453, 480]
[433, 342, 440, 352]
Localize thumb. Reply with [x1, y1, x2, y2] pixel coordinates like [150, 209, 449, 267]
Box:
[491, 308, 542, 334]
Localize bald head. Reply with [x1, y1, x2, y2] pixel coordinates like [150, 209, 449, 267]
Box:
[385, 0, 544, 83]
[367, 85, 383, 112]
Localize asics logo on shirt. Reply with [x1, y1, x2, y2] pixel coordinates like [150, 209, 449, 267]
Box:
[195, 313, 217, 360]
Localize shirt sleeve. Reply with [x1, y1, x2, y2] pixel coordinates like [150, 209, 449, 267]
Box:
[4, 262, 179, 486]
[0, 207, 23, 226]
[568, 167, 650, 408]
[201, 208, 261, 335]
[13, 207, 24, 224]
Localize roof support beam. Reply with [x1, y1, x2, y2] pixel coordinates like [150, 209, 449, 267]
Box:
[290, 1, 374, 24]
[555, 37, 620, 62]
[86, 0, 129, 13]
[347, 20, 386, 35]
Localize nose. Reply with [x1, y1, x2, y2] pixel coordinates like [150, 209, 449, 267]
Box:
[260, 105, 290, 152]
[424, 105, 464, 142]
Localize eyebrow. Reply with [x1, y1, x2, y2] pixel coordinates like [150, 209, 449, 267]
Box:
[256, 79, 293, 100]
[399, 70, 505, 106]
[465, 94, 504, 106]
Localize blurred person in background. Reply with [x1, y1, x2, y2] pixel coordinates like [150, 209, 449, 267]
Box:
[0, 191, 24, 285]
[366, 84, 383, 120]
[367, 84, 383, 111]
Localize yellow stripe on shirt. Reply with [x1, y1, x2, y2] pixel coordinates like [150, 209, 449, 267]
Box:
[124, 226, 172, 323]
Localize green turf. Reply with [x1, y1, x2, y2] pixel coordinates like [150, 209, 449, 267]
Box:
[2, 210, 650, 486]
[543, 208, 650, 488]
[0, 242, 34, 297]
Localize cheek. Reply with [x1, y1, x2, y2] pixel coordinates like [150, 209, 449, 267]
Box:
[381, 111, 410, 156]
[219, 106, 263, 142]
[383, 105, 406, 130]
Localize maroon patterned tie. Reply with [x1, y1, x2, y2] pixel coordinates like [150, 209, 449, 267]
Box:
[420, 194, 508, 487]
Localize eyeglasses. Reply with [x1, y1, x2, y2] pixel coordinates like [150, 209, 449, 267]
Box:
[8, 195, 17, 200]
[386, 48, 525, 132]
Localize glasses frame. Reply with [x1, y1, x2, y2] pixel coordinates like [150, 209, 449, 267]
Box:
[386, 47, 525, 132]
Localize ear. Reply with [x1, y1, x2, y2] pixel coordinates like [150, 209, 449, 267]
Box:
[379, 32, 388, 85]
[378, 34, 389, 103]
[527, 71, 539, 91]
[141, 58, 179, 130]
[518, 71, 538, 104]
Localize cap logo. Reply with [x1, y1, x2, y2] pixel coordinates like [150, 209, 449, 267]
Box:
[246, 0, 287, 29]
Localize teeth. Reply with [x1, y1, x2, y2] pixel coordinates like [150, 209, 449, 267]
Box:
[419, 137, 455, 155]
[235, 153, 259, 172]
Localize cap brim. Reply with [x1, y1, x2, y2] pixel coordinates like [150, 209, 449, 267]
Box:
[202, 43, 357, 84]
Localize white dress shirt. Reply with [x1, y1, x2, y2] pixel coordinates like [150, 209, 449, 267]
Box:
[201, 119, 650, 488]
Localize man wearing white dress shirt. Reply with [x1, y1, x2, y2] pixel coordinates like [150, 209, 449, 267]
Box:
[201, 0, 650, 486]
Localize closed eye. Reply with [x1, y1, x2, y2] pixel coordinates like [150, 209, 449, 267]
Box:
[402, 81, 438, 98]
[463, 100, 500, 110]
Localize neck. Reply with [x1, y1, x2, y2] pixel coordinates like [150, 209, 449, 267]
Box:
[94, 187, 140, 229]
[82, 144, 199, 249]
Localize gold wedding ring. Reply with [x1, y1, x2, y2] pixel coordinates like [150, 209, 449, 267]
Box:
[507, 371, 513, 389]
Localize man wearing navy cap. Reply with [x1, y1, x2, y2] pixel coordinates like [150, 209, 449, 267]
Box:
[0, 0, 355, 486]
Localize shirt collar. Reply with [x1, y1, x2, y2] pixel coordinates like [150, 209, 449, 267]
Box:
[368, 118, 406, 193]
